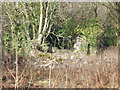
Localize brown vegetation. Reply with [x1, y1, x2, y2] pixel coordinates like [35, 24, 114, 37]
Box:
[2, 47, 118, 88]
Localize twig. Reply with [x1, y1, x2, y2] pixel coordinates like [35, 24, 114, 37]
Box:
[18, 63, 28, 84]
[15, 47, 19, 89]
[6, 66, 16, 80]
[49, 65, 52, 88]
[65, 68, 68, 88]
[52, 68, 60, 88]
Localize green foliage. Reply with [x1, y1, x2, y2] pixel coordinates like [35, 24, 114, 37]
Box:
[76, 18, 103, 51]
[56, 18, 79, 49]
[3, 2, 32, 56]
[3, 2, 118, 56]
[38, 52, 52, 59]
[103, 27, 118, 46]
[57, 18, 77, 37]
[3, 2, 57, 57]
[56, 18, 103, 52]
[3, 32, 10, 50]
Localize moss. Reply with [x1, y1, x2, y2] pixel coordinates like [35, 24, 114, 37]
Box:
[38, 52, 46, 57]
[45, 54, 53, 59]
[38, 52, 53, 59]
[56, 57, 63, 62]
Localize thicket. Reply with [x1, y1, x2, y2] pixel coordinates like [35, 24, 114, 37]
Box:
[2, 2, 118, 58]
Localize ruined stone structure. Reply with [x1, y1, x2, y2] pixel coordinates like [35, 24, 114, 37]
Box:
[73, 36, 86, 52]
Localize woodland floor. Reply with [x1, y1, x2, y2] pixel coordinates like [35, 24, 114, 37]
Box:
[2, 47, 118, 88]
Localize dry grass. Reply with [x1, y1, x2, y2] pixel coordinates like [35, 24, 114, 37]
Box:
[2, 47, 118, 88]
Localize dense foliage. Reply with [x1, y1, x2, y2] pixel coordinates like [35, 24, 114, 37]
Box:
[2, 2, 118, 57]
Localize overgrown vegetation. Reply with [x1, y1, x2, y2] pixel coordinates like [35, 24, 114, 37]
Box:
[1, 2, 119, 88]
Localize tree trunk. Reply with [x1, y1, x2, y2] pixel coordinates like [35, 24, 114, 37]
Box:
[38, 2, 43, 45]
[87, 44, 90, 55]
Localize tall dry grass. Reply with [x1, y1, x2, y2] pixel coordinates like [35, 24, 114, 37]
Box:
[2, 47, 118, 88]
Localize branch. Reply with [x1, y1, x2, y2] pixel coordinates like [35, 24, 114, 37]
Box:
[42, 2, 49, 34]
[99, 3, 117, 18]
[38, 2, 43, 34]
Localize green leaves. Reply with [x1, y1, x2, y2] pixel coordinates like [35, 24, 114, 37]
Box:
[3, 2, 57, 56]
[57, 17, 103, 52]
[77, 18, 103, 52]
